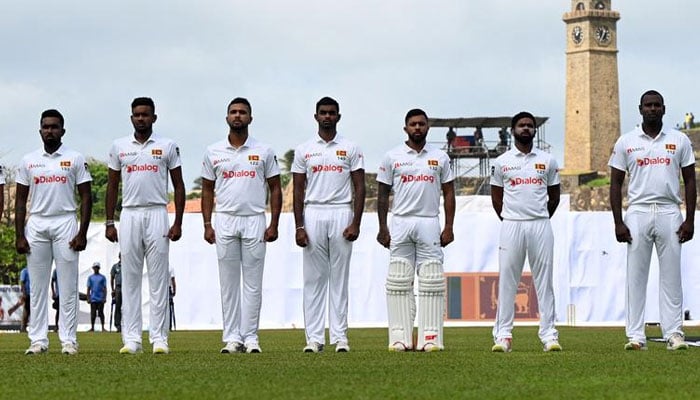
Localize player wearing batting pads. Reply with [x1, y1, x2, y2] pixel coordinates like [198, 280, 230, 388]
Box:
[609, 90, 696, 351]
[201, 97, 282, 354]
[490, 111, 561, 353]
[106, 97, 186, 355]
[377, 108, 455, 352]
[292, 97, 365, 353]
[15, 109, 93, 355]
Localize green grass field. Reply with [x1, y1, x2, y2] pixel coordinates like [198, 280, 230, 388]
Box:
[1, 326, 699, 399]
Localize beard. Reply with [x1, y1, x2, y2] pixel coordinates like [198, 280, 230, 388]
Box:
[513, 134, 534, 146]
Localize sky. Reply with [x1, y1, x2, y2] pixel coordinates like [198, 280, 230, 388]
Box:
[1, 0, 699, 187]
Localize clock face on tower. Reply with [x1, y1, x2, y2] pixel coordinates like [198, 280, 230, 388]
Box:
[595, 25, 611, 44]
[572, 26, 583, 44]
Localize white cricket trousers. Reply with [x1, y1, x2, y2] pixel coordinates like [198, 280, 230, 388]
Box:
[390, 215, 444, 264]
[119, 206, 171, 347]
[25, 214, 80, 348]
[624, 204, 684, 342]
[303, 204, 353, 345]
[492, 218, 558, 343]
[215, 212, 266, 346]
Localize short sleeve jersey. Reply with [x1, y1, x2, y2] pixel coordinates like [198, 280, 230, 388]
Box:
[110, 263, 122, 288]
[490, 147, 560, 220]
[108, 133, 181, 207]
[16, 145, 92, 217]
[291, 135, 364, 205]
[376, 143, 454, 217]
[608, 126, 695, 206]
[201, 137, 280, 215]
[87, 274, 107, 303]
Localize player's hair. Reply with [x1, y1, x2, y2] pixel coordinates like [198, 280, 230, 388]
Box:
[511, 111, 536, 129]
[41, 109, 64, 127]
[405, 108, 428, 125]
[131, 97, 156, 113]
[316, 97, 339, 113]
[228, 97, 252, 114]
[640, 90, 664, 105]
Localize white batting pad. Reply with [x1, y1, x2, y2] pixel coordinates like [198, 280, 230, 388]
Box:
[386, 257, 415, 349]
[417, 259, 445, 350]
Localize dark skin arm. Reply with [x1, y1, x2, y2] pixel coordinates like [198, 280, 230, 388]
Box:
[168, 166, 185, 241]
[440, 181, 456, 247]
[265, 175, 283, 242]
[14, 183, 30, 254]
[293, 172, 308, 247]
[609, 167, 632, 243]
[376, 182, 392, 248]
[678, 164, 696, 243]
[69, 181, 92, 251]
[343, 169, 365, 242]
[105, 169, 121, 243]
[201, 178, 216, 244]
[490, 185, 504, 221]
[547, 184, 561, 218]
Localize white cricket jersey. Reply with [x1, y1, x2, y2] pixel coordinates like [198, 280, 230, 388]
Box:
[0, 164, 5, 185]
[376, 143, 454, 217]
[291, 134, 364, 205]
[490, 147, 560, 220]
[16, 145, 92, 217]
[608, 126, 695, 206]
[201, 136, 280, 215]
[108, 133, 182, 208]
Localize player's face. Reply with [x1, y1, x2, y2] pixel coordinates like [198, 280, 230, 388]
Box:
[130, 105, 157, 134]
[403, 115, 429, 145]
[639, 94, 665, 125]
[512, 117, 535, 146]
[39, 116, 65, 147]
[315, 105, 340, 130]
[226, 103, 252, 130]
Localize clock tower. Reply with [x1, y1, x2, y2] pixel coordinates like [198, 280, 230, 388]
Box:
[563, 0, 621, 174]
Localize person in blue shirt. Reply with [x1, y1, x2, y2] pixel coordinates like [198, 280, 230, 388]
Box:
[20, 267, 30, 332]
[86, 262, 107, 332]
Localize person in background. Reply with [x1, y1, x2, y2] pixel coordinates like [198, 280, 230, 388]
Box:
[87, 262, 107, 332]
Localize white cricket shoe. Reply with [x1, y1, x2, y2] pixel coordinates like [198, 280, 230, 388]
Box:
[388, 342, 411, 352]
[119, 342, 143, 355]
[153, 342, 170, 354]
[303, 342, 324, 353]
[25, 344, 48, 355]
[667, 333, 689, 351]
[62, 343, 79, 355]
[335, 341, 350, 353]
[624, 341, 647, 351]
[422, 343, 443, 352]
[220, 342, 245, 354]
[245, 343, 262, 353]
[491, 338, 512, 353]
[543, 340, 562, 352]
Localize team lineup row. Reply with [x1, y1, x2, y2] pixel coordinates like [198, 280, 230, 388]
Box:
[1, 89, 694, 354]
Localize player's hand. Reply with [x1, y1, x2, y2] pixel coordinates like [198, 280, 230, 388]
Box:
[168, 224, 182, 242]
[15, 236, 30, 254]
[614, 222, 632, 243]
[677, 220, 694, 243]
[264, 225, 279, 242]
[295, 228, 309, 248]
[376, 227, 391, 249]
[440, 228, 454, 247]
[69, 233, 88, 251]
[105, 225, 119, 243]
[204, 225, 216, 244]
[343, 223, 360, 242]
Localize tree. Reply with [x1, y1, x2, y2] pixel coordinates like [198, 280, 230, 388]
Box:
[279, 149, 294, 188]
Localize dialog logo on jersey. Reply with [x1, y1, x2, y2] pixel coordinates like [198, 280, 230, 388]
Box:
[126, 164, 159, 173]
[509, 177, 544, 186]
[312, 165, 343, 173]
[222, 170, 256, 179]
[400, 174, 435, 183]
[34, 175, 68, 184]
[636, 157, 671, 167]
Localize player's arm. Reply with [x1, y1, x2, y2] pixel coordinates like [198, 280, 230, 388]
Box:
[201, 177, 216, 244]
[546, 184, 560, 218]
[609, 167, 631, 243]
[105, 169, 121, 242]
[70, 181, 92, 251]
[14, 183, 30, 254]
[292, 172, 308, 247]
[168, 166, 186, 241]
[344, 169, 366, 241]
[264, 175, 282, 242]
[376, 182, 392, 248]
[440, 180, 455, 247]
[490, 185, 504, 221]
[678, 164, 696, 242]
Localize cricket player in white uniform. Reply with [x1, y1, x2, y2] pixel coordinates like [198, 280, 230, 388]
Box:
[105, 97, 185, 355]
[201, 97, 282, 354]
[609, 90, 695, 351]
[15, 109, 92, 355]
[490, 111, 561, 353]
[377, 108, 455, 352]
[292, 96, 365, 353]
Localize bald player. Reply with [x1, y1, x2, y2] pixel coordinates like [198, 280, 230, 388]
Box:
[490, 111, 561, 353]
[609, 90, 696, 351]
[106, 97, 185, 355]
[377, 108, 455, 352]
[292, 96, 365, 353]
[201, 97, 282, 354]
[15, 109, 92, 355]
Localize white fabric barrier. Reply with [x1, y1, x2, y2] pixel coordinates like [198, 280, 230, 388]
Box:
[70, 195, 700, 330]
